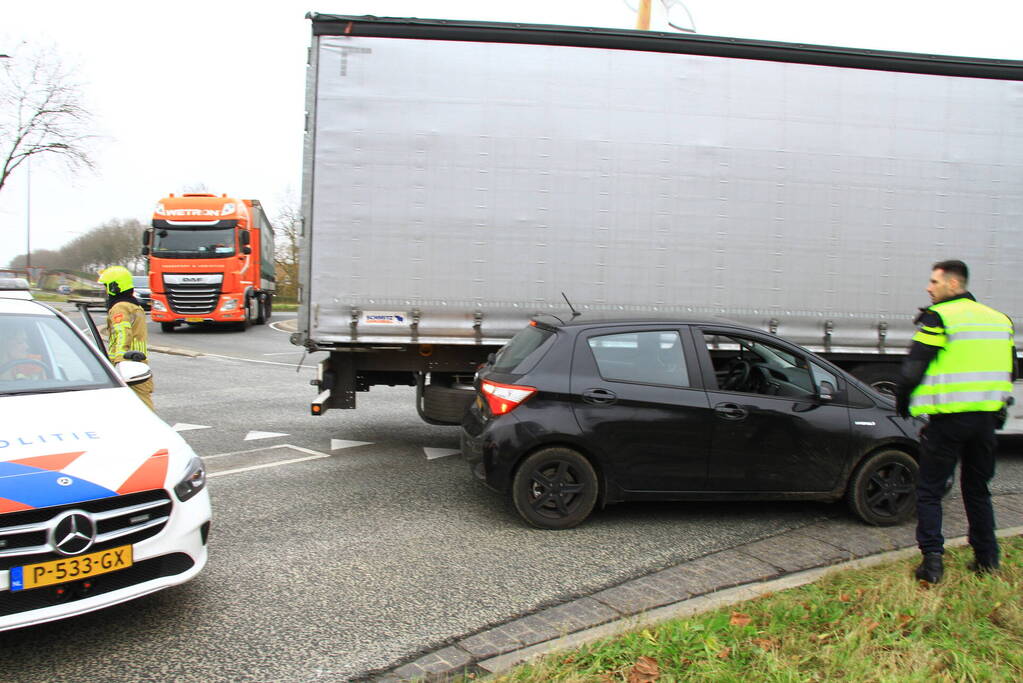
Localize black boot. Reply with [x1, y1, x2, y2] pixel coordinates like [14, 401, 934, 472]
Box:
[967, 557, 999, 575]
[915, 553, 944, 583]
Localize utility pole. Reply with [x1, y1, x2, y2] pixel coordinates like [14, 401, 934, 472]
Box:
[636, 0, 652, 30]
[26, 157, 32, 276]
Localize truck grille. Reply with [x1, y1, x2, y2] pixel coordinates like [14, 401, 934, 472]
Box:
[0, 490, 172, 572]
[166, 282, 221, 314]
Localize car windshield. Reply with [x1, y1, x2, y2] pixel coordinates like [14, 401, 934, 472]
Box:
[152, 227, 235, 258]
[0, 313, 116, 396]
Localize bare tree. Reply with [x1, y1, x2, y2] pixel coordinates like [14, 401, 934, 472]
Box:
[9, 218, 146, 273]
[273, 192, 301, 300]
[0, 43, 95, 195]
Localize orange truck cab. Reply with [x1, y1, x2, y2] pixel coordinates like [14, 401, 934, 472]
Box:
[144, 193, 276, 332]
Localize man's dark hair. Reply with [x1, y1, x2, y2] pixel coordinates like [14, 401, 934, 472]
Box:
[933, 259, 969, 286]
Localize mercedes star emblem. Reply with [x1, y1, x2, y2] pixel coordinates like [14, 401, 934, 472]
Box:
[51, 511, 97, 556]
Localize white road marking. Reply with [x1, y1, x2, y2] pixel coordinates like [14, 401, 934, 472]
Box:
[331, 439, 373, 450]
[245, 430, 289, 441]
[262, 352, 303, 356]
[204, 352, 313, 368]
[269, 321, 293, 333]
[424, 447, 460, 460]
[172, 423, 211, 432]
[206, 444, 332, 477]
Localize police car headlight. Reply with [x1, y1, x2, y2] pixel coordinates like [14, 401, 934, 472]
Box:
[174, 456, 207, 502]
[220, 298, 238, 312]
[152, 300, 166, 312]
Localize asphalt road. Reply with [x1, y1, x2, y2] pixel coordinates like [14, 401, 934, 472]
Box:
[5, 310, 1023, 681]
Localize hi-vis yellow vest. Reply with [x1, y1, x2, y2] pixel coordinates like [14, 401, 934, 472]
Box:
[909, 298, 1014, 416]
[107, 300, 148, 364]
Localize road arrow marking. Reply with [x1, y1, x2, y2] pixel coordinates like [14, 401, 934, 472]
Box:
[424, 447, 460, 460]
[172, 423, 211, 432]
[244, 430, 289, 441]
[331, 439, 373, 450]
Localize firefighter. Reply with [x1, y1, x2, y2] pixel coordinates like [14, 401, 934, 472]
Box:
[98, 266, 154, 411]
[895, 260, 1015, 583]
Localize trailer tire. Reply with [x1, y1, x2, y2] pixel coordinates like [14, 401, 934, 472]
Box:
[422, 383, 476, 424]
[851, 363, 901, 397]
[255, 293, 268, 325]
[262, 294, 273, 323]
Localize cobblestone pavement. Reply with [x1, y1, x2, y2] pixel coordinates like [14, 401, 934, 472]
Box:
[375, 492, 1023, 682]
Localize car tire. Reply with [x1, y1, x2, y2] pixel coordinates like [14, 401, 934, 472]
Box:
[851, 363, 900, 397]
[160, 322, 176, 333]
[512, 448, 599, 530]
[846, 449, 917, 526]
[422, 383, 475, 424]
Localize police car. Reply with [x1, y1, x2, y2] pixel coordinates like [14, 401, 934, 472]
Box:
[0, 297, 211, 631]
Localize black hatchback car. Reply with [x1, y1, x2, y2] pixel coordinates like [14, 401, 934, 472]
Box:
[461, 317, 923, 530]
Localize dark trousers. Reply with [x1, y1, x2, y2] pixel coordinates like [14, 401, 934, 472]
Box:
[915, 412, 999, 563]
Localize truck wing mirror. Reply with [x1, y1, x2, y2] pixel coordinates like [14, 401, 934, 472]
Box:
[242, 246, 252, 254]
[239, 230, 251, 245]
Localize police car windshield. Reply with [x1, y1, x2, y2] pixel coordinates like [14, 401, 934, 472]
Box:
[0, 313, 117, 395]
[152, 227, 235, 258]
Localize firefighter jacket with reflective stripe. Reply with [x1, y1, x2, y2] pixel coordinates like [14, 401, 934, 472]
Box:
[909, 296, 1014, 416]
[107, 300, 148, 363]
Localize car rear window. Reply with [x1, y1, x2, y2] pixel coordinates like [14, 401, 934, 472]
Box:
[492, 324, 556, 374]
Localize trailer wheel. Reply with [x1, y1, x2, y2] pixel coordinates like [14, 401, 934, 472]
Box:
[255, 293, 268, 325]
[851, 363, 900, 397]
[422, 383, 476, 424]
[262, 294, 273, 323]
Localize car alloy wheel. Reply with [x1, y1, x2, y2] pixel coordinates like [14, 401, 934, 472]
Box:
[512, 447, 598, 530]
[846, 449, 917, 526]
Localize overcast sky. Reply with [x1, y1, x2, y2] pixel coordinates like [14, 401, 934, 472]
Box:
[1, 0, 1021, 269]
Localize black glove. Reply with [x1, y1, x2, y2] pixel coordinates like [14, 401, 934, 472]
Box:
[895, 391, 910, 419]
[123, 350, 146, 362]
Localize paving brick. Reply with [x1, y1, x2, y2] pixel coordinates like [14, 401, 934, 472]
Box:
[528, 597, 619, 634]
[943, 506, 970, 538]
[741, 530, 849, 572]
[878, 522, 918, 549]
[592, 580, 678, 616]
[457, 628, 522, 659]
[655, 549, 779, 598]
[391, 662, 428, 681]
[994, 500, 1023, 528]
[410, 646, 472, 675]
[802, 520, 896, 557]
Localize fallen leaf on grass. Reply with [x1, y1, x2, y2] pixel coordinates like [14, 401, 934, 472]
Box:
[716, 647, 732, 660]
[814, 633, 832, 642]
[627, 656, 660, 683]
[751, 637, 778, 650]
[839, 593, 851, 603]
[730, 612, 753, 627]
[863, 619, 881, 633]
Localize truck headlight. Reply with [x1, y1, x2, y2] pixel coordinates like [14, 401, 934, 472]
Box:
[220, 299, 238, 312]
[174, 456, 207, 502]
[152, 300, 167, 312]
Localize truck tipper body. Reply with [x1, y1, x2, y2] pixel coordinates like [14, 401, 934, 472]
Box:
[146, 193, 276, 332]
[295, 15, 1023, 426]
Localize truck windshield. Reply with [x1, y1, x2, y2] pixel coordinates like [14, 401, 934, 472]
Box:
[152, 227, 236, 258]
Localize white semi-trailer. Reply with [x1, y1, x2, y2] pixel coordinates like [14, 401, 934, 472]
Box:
[294, 14, 1023, 425]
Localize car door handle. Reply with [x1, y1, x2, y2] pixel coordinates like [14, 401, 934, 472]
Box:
[714, 402, 748, 420]
[582, 388, 618, 405]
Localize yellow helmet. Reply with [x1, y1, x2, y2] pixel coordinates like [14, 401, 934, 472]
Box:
[98, 266, 134, 297]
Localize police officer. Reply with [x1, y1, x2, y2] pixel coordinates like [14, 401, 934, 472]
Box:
[98, 266, 154, 411]
[895, 260, 1015, 583]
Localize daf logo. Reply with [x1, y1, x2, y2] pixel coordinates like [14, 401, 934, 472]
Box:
[57, 477, 73, 487]
[182, 277, 202, 282]
[51, 511, 97, 556]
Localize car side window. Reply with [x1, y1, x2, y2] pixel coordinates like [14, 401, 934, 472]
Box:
[811, 363, 839, 396]
[587, 331, 690, 387]
[702, 332, 814, 398]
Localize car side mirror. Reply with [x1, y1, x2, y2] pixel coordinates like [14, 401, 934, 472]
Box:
[117, 360, 152, 386]
[818, 380, 836, 401]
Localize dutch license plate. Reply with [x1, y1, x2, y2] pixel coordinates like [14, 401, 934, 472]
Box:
[185, 317, 204, 323]
[9, 545, 133, 592]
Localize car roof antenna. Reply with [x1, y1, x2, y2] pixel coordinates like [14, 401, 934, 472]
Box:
[562, 292, 581, 320]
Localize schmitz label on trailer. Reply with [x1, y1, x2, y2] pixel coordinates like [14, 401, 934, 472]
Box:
[361, 311, 410, 326]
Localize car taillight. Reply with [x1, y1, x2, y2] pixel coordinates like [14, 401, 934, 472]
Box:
[481, 379, 536, 415]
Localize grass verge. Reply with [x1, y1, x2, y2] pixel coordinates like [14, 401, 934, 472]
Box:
[477, 535, 1023, 682]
